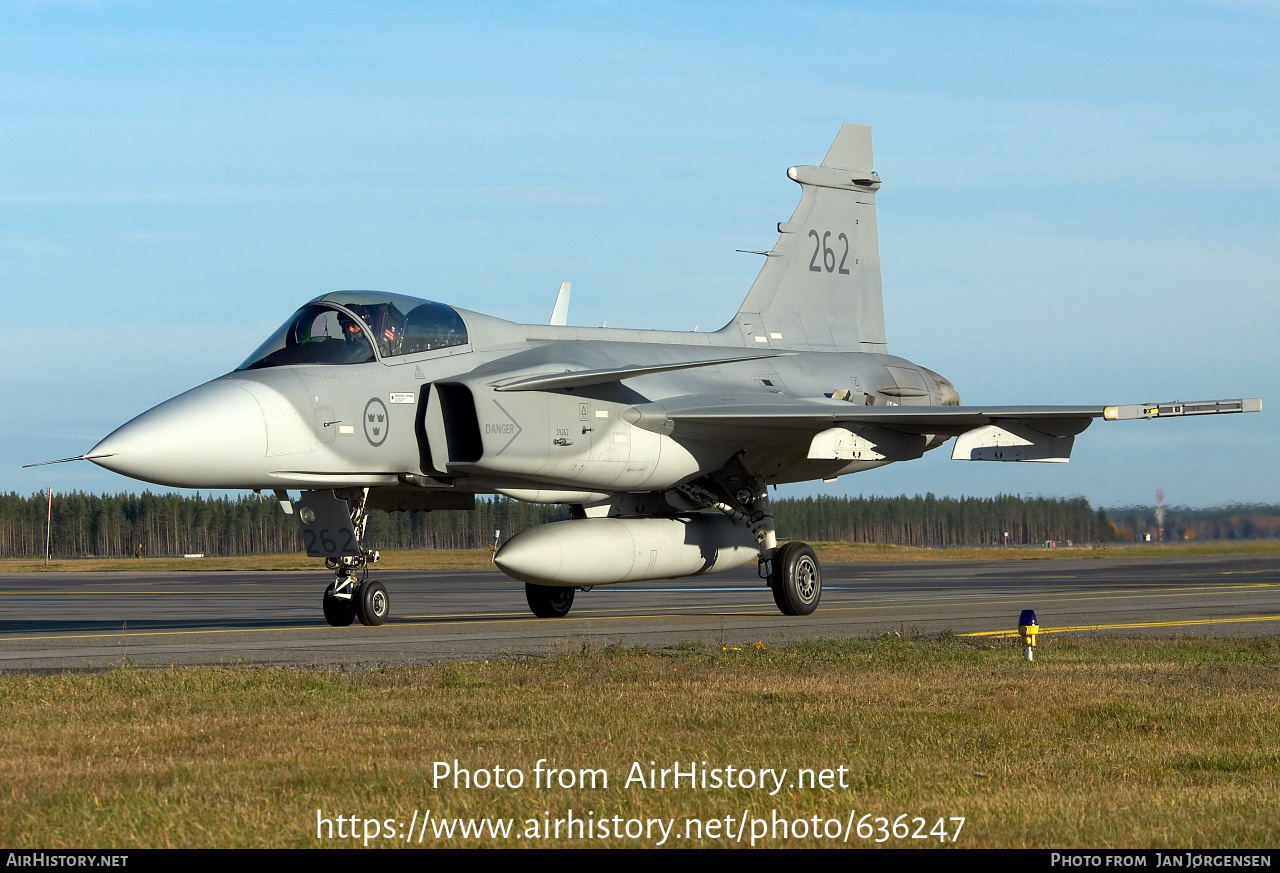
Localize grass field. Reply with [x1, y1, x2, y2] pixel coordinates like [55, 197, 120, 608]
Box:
[2, 635, 1277, 848]
[3, 538, 1278, 573]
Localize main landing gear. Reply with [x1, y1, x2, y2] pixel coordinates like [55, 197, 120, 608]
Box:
[524, 583, 575, 618]
[768, 541, 822, 616]
[679, 457, 823, 616]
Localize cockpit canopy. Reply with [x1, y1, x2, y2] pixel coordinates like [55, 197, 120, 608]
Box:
[238, 291, 468, 370]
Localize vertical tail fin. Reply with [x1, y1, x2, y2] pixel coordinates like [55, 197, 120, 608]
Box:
[549, 282, 571, 325]
[721, 123, 887, 352]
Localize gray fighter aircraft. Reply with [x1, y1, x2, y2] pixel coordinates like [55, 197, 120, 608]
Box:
[61, 124, 1261, 626]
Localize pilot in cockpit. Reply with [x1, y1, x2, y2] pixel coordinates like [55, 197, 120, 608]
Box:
[345, 303, 404, 358]
[340, 313, 365, 346]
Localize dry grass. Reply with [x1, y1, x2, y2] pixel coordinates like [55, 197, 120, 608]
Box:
[1, 636, 1278, 848]
[3, 540, 1276, 574]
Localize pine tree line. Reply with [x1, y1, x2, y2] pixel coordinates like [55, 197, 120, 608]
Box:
[4, 490, 1270, 559]
[1102, 504, 1280, 543]
[0, 491, 570, 559]
[771, 494, 1108, 547]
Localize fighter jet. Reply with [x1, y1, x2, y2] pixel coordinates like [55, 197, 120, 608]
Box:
[60, 124, 1260, 626]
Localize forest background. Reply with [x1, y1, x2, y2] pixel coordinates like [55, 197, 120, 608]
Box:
[2, 492, 1276, 559]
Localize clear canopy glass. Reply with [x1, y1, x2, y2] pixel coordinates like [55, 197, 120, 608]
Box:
[321, 291, 469, 358]
[238, 303, 377, 370]
[238, 292, 469, 370]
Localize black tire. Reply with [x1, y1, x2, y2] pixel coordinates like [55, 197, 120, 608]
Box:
[769, 542, 822, 616]
[525, 583, 575, 618]
[355, 580, 390, 626]
[322, 582, 356, 627]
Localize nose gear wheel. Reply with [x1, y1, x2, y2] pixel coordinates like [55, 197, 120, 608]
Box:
[322, 581, 356, 626]
[355, 579, 389, 626]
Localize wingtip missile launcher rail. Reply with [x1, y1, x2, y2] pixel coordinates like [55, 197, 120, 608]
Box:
[1104, 398, 1262, 421]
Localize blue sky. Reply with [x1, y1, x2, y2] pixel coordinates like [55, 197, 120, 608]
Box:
[2, 1, 1276, 507]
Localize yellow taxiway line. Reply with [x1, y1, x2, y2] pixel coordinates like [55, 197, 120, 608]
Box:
[960, 614, 1280, 638]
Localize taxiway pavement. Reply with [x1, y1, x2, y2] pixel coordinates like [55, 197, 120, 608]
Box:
[1, 554, 1277, 670]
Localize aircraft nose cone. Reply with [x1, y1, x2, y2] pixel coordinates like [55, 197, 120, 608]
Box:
[89, 381, 268, 488]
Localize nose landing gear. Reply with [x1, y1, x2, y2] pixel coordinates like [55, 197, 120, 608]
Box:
[294, 488, 389, 627]
[322, 556, 388, 626]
